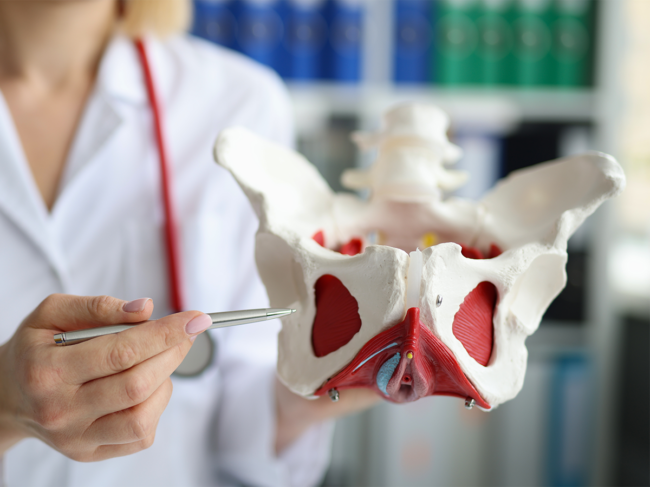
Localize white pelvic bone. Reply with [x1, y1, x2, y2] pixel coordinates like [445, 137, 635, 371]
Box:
[213, 106, 624, 408]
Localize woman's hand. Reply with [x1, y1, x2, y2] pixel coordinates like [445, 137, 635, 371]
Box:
[0, 294, 212, 461]
[275, 378, 380, 453]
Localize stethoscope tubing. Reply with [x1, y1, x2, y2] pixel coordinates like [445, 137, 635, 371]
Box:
[134, 39, 185, 314]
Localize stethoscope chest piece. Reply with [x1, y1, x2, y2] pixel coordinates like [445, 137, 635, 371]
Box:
[173, 332, 216, 377]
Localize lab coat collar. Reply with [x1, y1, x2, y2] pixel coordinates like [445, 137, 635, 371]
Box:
[0, 33, 164, 286]
[60, 33, 174, 194]
[98, 34, 174, 107]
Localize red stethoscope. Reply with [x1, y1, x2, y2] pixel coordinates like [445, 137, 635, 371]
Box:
[134, 39, 214, 376]
[134, 39, 183, 313]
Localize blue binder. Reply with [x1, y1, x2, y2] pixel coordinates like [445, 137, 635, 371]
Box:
[192, 0, 237, 48]
[393, 0, 434, 83]
[546, 354, 593, 487]
[284, 0, 328, 81]
[324, 0, 364, 83]
[233, 0, 285, 72]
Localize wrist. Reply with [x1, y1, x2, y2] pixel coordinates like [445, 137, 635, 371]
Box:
[0, 344, 27, 455]
[0, 419, 25, 455]
[274, 378, 318, 453]
[275, 379, 381, 453]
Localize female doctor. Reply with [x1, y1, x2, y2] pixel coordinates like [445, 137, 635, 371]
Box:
[0, 1, 377, 486]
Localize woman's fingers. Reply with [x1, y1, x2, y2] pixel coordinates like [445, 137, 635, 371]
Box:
[27, 294, 154, 332]
[76, 340, 191, 417]
[82, 378, 172, 447]
[1, 294, 194, 463]
[61, 311, 210, 384]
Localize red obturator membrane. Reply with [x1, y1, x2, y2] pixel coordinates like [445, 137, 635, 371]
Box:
[453, 282, 497, 366]
[311, 275, 362, 357]
[454, 243, 502, 366]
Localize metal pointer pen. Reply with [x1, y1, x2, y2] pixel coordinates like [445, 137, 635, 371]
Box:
[53, 308, 296, 346]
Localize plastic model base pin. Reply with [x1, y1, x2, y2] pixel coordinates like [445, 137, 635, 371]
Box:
[328, 389, 340, 402]
[213, 103, 625, 409]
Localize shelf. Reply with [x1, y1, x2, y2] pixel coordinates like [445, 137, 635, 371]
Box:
[288, 83, 597, 135]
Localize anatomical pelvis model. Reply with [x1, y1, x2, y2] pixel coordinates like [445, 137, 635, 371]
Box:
[214, 103, 625, 410]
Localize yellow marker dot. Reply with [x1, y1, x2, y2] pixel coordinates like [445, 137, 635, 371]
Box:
[406, 352, 413, 360]
[422, 232, 438, 248]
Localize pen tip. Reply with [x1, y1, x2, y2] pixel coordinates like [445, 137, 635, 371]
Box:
[291, 309, 296, 313]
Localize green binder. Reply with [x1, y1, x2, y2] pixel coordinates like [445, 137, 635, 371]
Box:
[434, 0, 482, 85]
[513, 0, 556, 87]
[478, 0, 517, 86]
[553, 0, 595, 87]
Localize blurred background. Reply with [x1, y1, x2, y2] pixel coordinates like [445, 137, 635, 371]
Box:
[190, 0, 649, 485]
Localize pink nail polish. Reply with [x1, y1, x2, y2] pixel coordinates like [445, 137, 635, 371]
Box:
[123, 298, 150, 313]
[185, 314, 212, 335]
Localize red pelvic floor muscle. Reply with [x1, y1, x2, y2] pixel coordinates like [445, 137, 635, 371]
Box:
[312, 230, 325, 247]
[487, 243, 503, 259]
[339, 238, 363, 256]
[312, 275, 363, 357]
[312, 230, 363, 256]
[460, 245, 484, 260]
[461, 243, 502, 260]
[314, 307, 491, 408]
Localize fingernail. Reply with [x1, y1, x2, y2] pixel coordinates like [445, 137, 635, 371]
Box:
[123, 298, 150, 313]
[185, 314, 212, 335]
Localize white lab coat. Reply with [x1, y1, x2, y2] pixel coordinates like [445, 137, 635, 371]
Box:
[0, 35, 332, 487]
